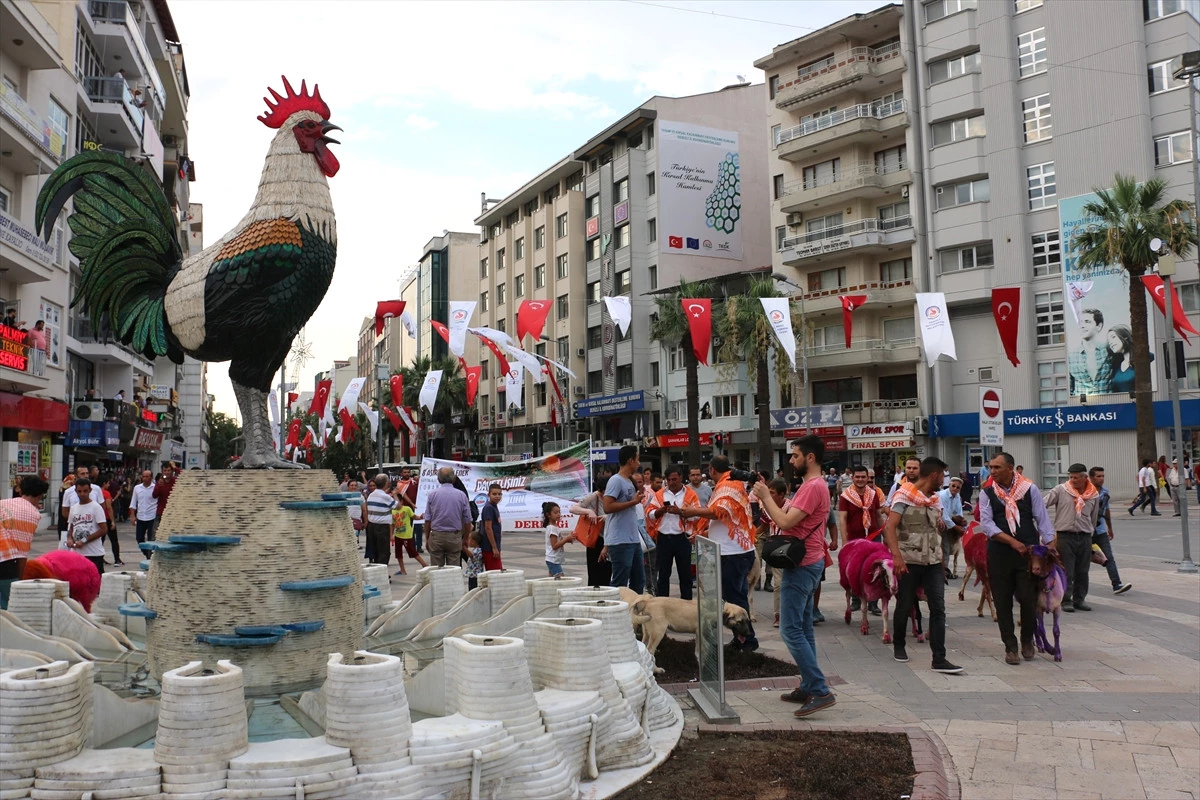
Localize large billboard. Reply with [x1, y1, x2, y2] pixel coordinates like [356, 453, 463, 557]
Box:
[657, 121, 742, 261]
[1059, 192, 1155, 397]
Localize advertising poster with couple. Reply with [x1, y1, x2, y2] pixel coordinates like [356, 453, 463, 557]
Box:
[1059, 192, 1156, 397]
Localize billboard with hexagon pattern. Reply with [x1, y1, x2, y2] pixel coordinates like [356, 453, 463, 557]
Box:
[657, 120, 742, 261]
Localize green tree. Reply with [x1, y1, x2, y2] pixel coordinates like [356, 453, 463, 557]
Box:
[651, 279, 715, 467]
[399, 356, 469, 459]
[294, 408, 374, 477]
[1071, 174, 1196, 465]
[205, 410, 242, 468]
[715, 276, 802, 472]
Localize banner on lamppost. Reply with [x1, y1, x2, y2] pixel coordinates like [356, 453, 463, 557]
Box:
[760, 297, 796, 370]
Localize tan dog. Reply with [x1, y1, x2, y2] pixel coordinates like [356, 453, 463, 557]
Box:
[629, 595, 753, 656]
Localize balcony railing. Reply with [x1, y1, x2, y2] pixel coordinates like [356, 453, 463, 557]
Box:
[781, 162, 907, 196]
[806, 336, 918, 357]
[0, 83, 67, 161]
[776, 99, 907, 146]
[84, 75, 145, 133]
[86, 0, 166, 118]
[781, 216, 912, 251]
[794, 42, 902, 82]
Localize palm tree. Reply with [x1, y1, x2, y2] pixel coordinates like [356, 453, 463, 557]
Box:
[715, 276, 802, 472]
[1072, 174, 1196, 465]
[651, 279, 714, 468]
[399, 356, 469, 458]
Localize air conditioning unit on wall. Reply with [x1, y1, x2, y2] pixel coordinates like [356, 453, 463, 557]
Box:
[72, 401, 105, 421]
[573, 386, 585, 396]
[785, 212, 803, 226]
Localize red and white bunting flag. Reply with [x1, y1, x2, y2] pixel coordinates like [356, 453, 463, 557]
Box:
[760, 297, 796, 370]
[374, 300, 406, 336]
[300, 428, 314, 451]
[284, 418, 303, 451]
[338, 407, 359, 440]
[840, 294, 868, 350]
[465, 365, 482, 406]
[447, 301, 476, 357]
[681, 298, 712, 366]
[516, 299, 554, 343]
[358, 402, 379, 441]
[397, 406, 417, 434]
[431, 320, 450, 343]
[1142, 275, 1198, 343]
[991, 287, 1022, 367]
[389, 374, 404, 408]
[309, 379, 332, 419]
[543, 364, 564, 403]
[382, 405, 402, 433]
[477, 333, 511, 376]
[338, 377, 365, 414]
[286, 391, 299, 410]
[420, 370, 443, 413]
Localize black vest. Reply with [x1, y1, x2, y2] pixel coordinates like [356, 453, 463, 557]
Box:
[984, 485, 1039, 546]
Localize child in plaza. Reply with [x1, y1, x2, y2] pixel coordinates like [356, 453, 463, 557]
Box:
[391, 503, 427, 576]
[543, 502, 577, 576]
[463, 531, 484, 590]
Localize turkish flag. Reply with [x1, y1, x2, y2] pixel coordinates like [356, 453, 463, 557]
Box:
[375, 300, 406, 336]
[284, 418, 303, 450]
[991, 288, 1022, 367]
[381, 405, 402, 433]
[286, 391, 299, 410]
[431, 320, 450, 343]
[840, 294, 868, 349]
[1142, 275, 1198, 343]
[465, 365, 482, 406]
[668, 235, 683, 249]
[681, 298, 712, 366]
[338, 407, 359, 438]
[479, 334, 511, 376]
[516, 299, 554, 343]
[389, 374, 404, 408]
[309, 379, 332, 418]
[300, 428, 314, 451]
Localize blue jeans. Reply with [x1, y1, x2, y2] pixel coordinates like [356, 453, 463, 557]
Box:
[1092, 532, 1123, 588]
[608, 543, 645, 594]
[780, 562, 830, 697]
[721, 550, 757, 646]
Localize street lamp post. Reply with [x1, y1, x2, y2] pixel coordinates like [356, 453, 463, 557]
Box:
[375, 363, 389, 472]
[772, 272, 811, 434]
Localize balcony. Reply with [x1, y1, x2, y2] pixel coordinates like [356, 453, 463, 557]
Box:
[775, 42, 904, 109]
[85, 1, 167, 118]
[789, 278, 915, 315]
[781, 217, 916, 265]
[82, 76, 145, 149]
[776, 100, 908, 162]
[0, 326, 49, 393]
[0, 84, 66, 173]
[840, 398, 921, 425]
[779, 163, 910, 213]
[805, 337, 920, 369]
[0, 208, 59, 284]
[66, 315, 153, 372]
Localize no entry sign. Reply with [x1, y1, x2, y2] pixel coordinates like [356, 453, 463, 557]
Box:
[979, 386, 1004, 446]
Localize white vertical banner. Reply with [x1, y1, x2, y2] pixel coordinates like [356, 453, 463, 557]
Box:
[915, 292, 957, 365]
[338, 376, 366, 413]
[504, 345, 546, 384]
[447, 301, 476, 358]
[399, 308, 417, 339]
[419, 370, 443, 413]
[978, 386, 1005, 446]
[505, 366, 525, 409]
[602, 296, 632, 337]
[358, 402, 380, 442]
[657, 120, 742, 261]
[268, 389, 280, 452]
[397, 406, 417, 434]
[760, 297, 796, 370]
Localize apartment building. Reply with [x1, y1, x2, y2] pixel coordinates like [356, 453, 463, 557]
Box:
[759, 0, 1200, 495]
[476, 84, 776, 469]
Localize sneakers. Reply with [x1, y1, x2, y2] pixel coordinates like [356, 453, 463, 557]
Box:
[773, 613, 780, 628]
[893, 645, 909, 663]
[813, 610, 825, 624]
[931, 660, 963, 674]
[1073, 601, 1092, 611]
[868, 601, 881, 616]
[1113, 583, 1132, 595]
[1151, 512, 1163, 516]
[1062, 601, 1075, 612]
[780, 687, 811, 704]
[1005, 650, 1020, 665]
[1022, 642, 1035, 661]
[114, 560, 125, 566]
[850, 597, 862, 612]
[793, 692, 837, 717]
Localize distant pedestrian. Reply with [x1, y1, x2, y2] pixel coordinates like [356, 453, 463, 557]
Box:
[1167, 459, 1182, 516]
[1044, 463, 1101, 612]
[66, 479, 108, 576]
[363, 474, 397, 566]
[571, 481, 610, 588]
[1, 476, 48, 609]
[347, 479, 364, 548]
[543, 502, 576, 576]
[391, 503, 426, 574]
[1129, 459, 1161, 516]
[479, 483, 503, 571]
[152, 462, 178, 536]
[128, 470, 156, 556]
[1089, 467, 1131, 595]
[601, 445, 646, 594]
[462, 530, 484, 590]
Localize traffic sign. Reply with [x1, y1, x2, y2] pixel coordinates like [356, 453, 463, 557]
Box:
[979, 386, 1004, 445]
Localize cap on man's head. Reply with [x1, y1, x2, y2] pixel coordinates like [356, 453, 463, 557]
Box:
[1068, 463, 1088, 474]
[949, 476, 963, 485]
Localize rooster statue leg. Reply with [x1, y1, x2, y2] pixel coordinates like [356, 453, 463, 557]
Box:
[231, 381, 309, 469]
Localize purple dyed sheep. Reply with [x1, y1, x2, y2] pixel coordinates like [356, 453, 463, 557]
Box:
[838, 538, 900, 643]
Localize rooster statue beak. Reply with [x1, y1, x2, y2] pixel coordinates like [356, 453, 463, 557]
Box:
[320, 121, 342, 145]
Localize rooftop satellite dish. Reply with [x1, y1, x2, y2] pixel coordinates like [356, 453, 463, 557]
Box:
[736, 75, 746, 82]
[1150, 237, 1163, 253]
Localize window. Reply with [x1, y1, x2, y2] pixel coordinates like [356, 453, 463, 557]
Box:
[1017, 28, 1048, 77]
[497, 248, 506, 269]
[646, 128, 654, 150]
[1179, 282, 1200, 312]
[925, 0, 976, 22]
[480, 257, 489, 279]
[617, 364, 633, 390]
[812, 377, 862, 404]
[812, 323, 846, 351]
[615, 224, 630, 249]
[514, 274, 525, 298]
[1027, 162, 1056, 209]
[535, 382, 547, 407]
[479, 291, 489, 313]
[614, 179, 629, 203]
[481, 361, 489, 380]
[0, 185, 9, 213]
[668, 345, 685, 372]
[648, 362, 660, 387]
[1040, 433, 1069, 490]
[802, 157, 840, 189]
[878, 201, 910, 229]
[931, 114, 986, 146]
[586, 195, 600, 217]
[490, 223, 501, 240]
[808, 267, 846, 292]
[647, 217, 657, 244]
[938, 243, 994, 272]
[1145, 0, 1200, 20]
[556, 254, 569, 279]
[556, 294, 569, 320]
[555, 213, 569, 239]
[1022, 94, 1052, 142]
[874, 145, 906, 173]
[1187, 359, 1200, 390]
[878, 373, 918, 400]
[506, 210, 520, 229]
[712, 394, 745, 418]
[880, 257, 913, 283]
[47, 99, 69, 151]
[935, 177, 989, 209]
[615, 269, 631, 295]
[669, 399, 688, 422]
[534, 226, 546, 250]
[557, 336, 571, 362]
[534, 264, 545, 288]
[587, 326, 602, 349]
[480, 396, 489, 416]
[588, 371, 603, 394]
[497, 283, 507, 305]
[1154, 131, 1193, 166]
[805, 213, 843, 240]
[648, 265, 658, 291]
[496, 317, 506, 334]
[586, 238, 601, 261]
[1031, 231, 1061, 276]
[514, 238, 524, 261]
[1037, 360, 1068, 406]
[1016, 0, 1043, 11]
[929, 51, 981, 84]
[566, 171, 584, 192]
[773, 174, 785, 199]
[647, 172, 656, 196]
[1035, 290, 1064, 345]
[544, 184, 561, 205]
[771, 124, 781, 147]
[587, 281, 601, 304]
[776, 225, 788, 251]
[883, 317, 916, 343]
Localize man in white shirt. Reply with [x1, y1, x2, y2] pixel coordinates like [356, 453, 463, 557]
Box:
[1128, 459, 1161, 516]
[645, 465, 704, 599]
[886, 458, 921, 508]
[66, 479, 108, 575]
[936, 477, 968, 579]
[59, 465, 90, 546]
[128, 470, 158, 555]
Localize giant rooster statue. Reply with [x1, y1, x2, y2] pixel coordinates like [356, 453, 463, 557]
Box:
[36, 78, 339, 468]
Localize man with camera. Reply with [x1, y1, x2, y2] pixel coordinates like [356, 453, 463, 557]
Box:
[673, 455, 758, 651]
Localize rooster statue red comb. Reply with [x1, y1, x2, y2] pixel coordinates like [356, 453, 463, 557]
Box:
[258, 76, 331, 128]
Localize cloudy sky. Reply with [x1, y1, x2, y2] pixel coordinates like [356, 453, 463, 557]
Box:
[170, 0, 881, 419]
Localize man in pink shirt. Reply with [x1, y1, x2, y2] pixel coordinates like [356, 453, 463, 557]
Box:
[752, 435, 836, 718]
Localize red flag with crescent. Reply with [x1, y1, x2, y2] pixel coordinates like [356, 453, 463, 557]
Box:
[389, 374, 404, 408]
[284, 418, 303, 450]
[338, 407, 359, 438]
[286, 391, 299, 410]
[682, 298, 712, 366]
[309, 379, 332, 418]
[516, 299, 554, 343]
[840, 294, 867, 349]
[431, 320, 450, 343]
[300, 428, 314, 451]
[375, 300, 406, 336]
[991, 287, 1022, 367]
[381, 405, 402, 433]
[478, 334, 511, 376]
[465, 365, 482, 406]
[1142, 275, 1198, 343]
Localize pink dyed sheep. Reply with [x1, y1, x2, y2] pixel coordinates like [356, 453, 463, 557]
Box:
[838, 538, 899, 643]
[21, 550, 102, 612]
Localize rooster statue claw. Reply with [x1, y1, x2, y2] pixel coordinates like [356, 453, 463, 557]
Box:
[36, 77, 338, 469]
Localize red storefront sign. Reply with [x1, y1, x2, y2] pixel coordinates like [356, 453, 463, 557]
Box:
[848, 438, 911, 450]
[0, 323, 29, 371]
[782, 427, 845, 439]
[0, 391, 69, 432]
[142, 409, 158, 422]
[131, 427, 165, 451]
[656, 431, 714, 448]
